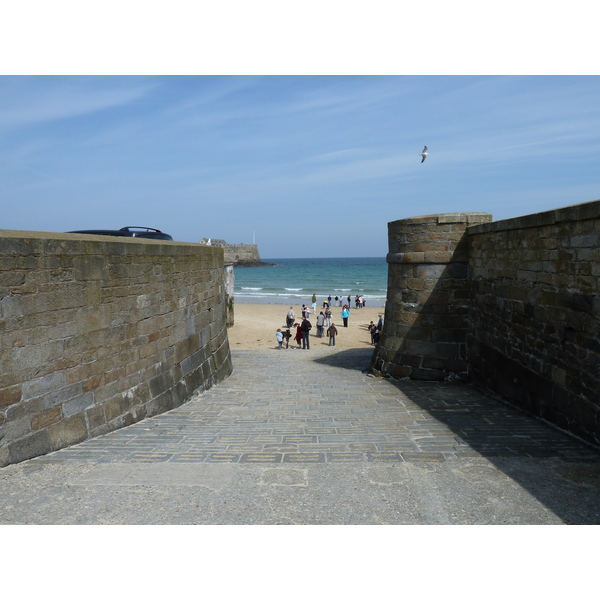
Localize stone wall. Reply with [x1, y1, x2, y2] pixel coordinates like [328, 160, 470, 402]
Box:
[0, 230, 233, 467]
[371, 200, 600, 446]
[198, 239, 261, 266]
[224, 244, 261, 265]
[468, 201, 600, 445]
[370, 213, 492, 381]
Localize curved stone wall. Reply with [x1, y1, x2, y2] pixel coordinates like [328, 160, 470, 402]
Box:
[0, 231, 233, 467]
[371, 213, 492, 380]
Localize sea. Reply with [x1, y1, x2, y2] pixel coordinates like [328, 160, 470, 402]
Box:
[233, 257, 388, 307]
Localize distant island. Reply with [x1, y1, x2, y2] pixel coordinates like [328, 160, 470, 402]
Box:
[198, 238, 276, 268]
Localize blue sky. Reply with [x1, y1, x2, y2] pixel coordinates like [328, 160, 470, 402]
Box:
[1, 75, 599, 258]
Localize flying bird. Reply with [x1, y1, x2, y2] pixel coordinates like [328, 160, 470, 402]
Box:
[419, 146, 428, 163]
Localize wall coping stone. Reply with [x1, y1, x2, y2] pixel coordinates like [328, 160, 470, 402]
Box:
[467, 200, 600, 236]
[0, 230, 223, 257]
[389, 213, 492, 226]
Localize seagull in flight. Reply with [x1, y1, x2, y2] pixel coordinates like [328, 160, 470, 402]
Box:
[419, 146, 428, 163]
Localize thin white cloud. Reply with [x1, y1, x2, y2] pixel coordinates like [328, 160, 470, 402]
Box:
[0, 77, 156, 129]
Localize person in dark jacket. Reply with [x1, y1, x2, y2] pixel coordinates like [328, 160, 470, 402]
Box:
[300, 316, 312, 349]
[327, 323, 338, 346]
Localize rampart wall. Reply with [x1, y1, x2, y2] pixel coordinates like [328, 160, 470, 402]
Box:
[468, 201, 600, 444]
[224, 244, 261, 265]
[372, 200, 600, 446]
[0, 231, 233, 467]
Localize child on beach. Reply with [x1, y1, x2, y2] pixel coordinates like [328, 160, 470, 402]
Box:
[295, 323, 302, 348]
[373, 328, 381, 346]
[276, 329, 283, 349]
[283, 328, 292, 348]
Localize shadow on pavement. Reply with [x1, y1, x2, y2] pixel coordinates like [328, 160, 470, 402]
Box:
[313, 348, 600, 524]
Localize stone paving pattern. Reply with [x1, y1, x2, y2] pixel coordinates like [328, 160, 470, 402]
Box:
[2, 347, 600, 524]
[44, 348, 597, 464]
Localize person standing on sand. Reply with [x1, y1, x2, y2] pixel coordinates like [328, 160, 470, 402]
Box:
[373, 328, 381, 346]
[377, 314, 383, 331]
[286, 306, 295, 328]
[341, 305, 350, 328]
[312, 293, 316, 305]
[276, 329, 284, 349]
[368, 321, 376, 345]
[295, 323, 303, 348]
[300, 316, 312, 349]
[324, 307, 332, 327]
[283, 328, 292, 348]
[316, 311, 325, 337]
[327, 323, 338, 346]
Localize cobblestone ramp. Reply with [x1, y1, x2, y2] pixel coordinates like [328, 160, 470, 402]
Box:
[33, 347, 598, 465]
[3, 347, 600, 524]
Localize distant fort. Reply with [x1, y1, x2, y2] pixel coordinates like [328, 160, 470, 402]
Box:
[198, 238, 274, 268]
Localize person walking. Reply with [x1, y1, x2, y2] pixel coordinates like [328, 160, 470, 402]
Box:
[300, 316, 312, 349]
[341, 305, 350, 328]
[327, 322, 338, 346]
[316, 311, 325, 337]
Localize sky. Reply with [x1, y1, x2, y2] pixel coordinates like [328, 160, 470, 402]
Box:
[1, 2, 599, 260]
[1, 75, 599, 258]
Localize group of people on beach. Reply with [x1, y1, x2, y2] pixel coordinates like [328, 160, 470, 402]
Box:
[278, 304, 338, 349]
[275, 294, 383, 350]
[317, 293, 366, 309]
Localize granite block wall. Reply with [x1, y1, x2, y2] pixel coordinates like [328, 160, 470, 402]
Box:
[370, 213, 492, 381]
[0, 230, 233, 467]
[467, 201, 600, 445]
[372, 200, 600, 446]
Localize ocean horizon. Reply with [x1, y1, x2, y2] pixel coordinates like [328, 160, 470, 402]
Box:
[233, 256, 388, 307]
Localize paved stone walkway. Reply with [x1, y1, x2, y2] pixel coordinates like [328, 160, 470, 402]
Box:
[2, 347, 600, 524]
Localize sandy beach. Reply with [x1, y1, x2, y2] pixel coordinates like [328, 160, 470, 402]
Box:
[227, 303, 384, 350]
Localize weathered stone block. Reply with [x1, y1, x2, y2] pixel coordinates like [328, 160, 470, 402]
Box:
[47, 414, 88, 449]
[8, 430, 52, 464]
[0, 384, 21, 409]
[31, 405, 63, 430]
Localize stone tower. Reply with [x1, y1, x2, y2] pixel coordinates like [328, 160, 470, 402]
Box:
[371, 212, 492, 381]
